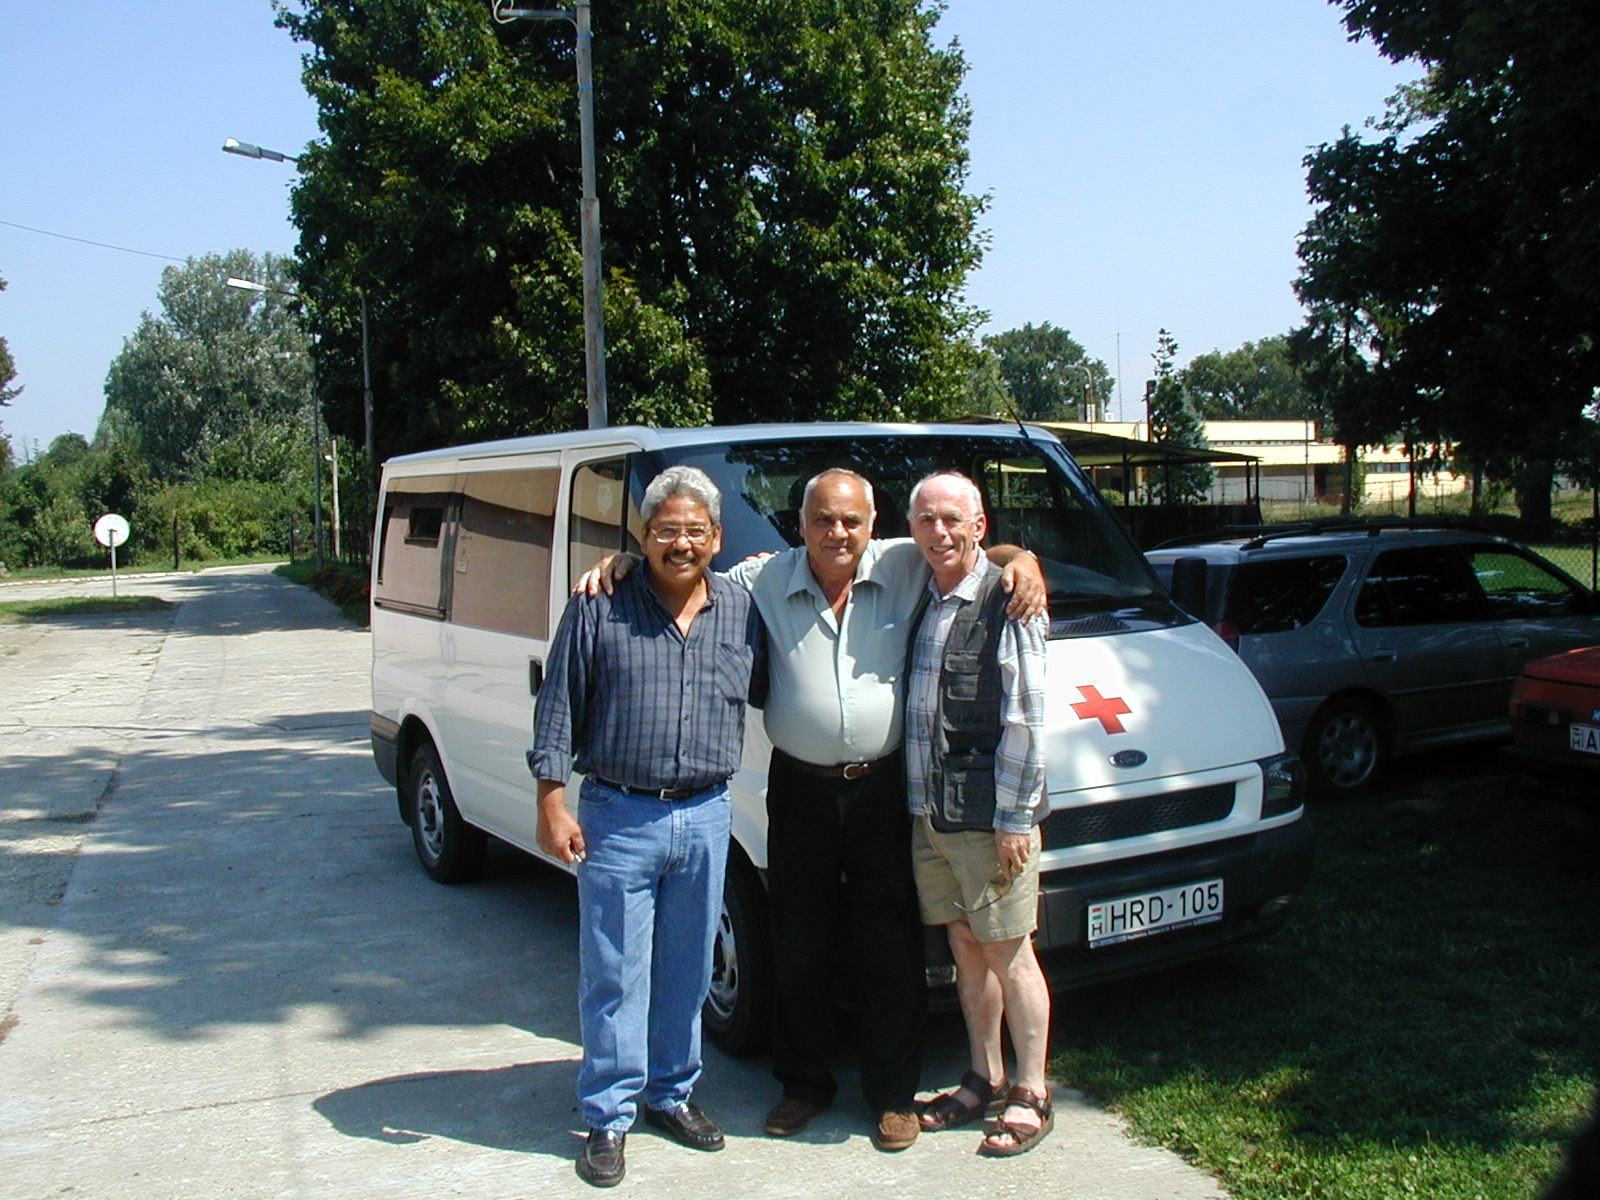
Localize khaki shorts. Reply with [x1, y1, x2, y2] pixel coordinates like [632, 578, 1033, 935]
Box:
[911, 816, 1041, 943]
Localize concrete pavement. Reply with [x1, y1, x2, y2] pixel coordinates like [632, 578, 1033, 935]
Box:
[0, 564, 1227, 1199]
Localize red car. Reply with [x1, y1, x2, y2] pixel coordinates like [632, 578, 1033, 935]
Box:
[1508, 645, 1600, 773]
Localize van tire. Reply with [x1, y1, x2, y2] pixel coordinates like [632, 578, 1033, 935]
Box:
[1303, 697, 1385, 796]
[703, 851, 771, 1056]
[407, 743, 487, 883]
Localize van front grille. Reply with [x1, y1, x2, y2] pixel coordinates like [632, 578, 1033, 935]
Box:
[1040, 783, 1235, 849]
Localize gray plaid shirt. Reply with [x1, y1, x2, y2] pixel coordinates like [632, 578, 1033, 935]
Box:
[904, 557, 1047, 834]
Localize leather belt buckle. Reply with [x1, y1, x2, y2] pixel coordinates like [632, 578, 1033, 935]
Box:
[840, 762, 870, 781]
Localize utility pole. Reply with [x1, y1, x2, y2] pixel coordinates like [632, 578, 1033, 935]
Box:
[491, 1, 608, 428]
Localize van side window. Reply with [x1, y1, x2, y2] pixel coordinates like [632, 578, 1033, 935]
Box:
[568, 457, 629, 591]
[375, 475, 456, 617]
[452, 468, 560, 638]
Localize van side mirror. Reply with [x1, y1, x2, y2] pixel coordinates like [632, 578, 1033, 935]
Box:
[1167, 556, 1208, 617]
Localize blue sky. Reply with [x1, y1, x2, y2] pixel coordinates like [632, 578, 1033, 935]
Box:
[0, 1, 1416, 455]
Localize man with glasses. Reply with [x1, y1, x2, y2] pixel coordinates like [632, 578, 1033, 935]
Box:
[904, 471, 1053, 1158]
[530, 465, 765, 1187]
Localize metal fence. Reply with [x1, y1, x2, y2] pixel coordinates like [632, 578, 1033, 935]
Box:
[1534, 543, 1598, 592]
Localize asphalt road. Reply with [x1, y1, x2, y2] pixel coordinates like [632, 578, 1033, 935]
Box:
[0, 565, 1226, 1199]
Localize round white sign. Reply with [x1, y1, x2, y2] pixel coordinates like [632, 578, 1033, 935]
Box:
[93, 513, 130, 548]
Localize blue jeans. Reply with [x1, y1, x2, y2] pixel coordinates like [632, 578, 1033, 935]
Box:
[575, 779, 731, 1132]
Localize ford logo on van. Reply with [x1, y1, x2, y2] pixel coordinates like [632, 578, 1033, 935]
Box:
[1110, 749, 1148, 768]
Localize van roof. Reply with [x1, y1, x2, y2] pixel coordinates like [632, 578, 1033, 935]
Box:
[382, 420, 1055, 468]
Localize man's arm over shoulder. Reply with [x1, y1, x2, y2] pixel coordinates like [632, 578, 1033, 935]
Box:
[988, 544, 1047, 620]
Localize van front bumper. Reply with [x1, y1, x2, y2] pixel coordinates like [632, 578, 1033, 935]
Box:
[1032, 815, 1315, 987]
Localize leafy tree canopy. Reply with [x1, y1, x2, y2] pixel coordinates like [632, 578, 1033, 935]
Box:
[278, 0, 987, 457]
[101, 251, 313, 486]
[1183, 335, 1316, 422]
[1, 271, 19, 465]
[1295, 0, 1600, 524]
[980, 322, 1109, 421]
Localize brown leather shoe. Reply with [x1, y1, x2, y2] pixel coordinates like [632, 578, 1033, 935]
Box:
[873, 1107, 920, 1152]
[764, 1096, 829, 1137]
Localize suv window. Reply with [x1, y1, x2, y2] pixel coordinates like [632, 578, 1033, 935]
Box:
[1355, 546, 1484, 627]
[1470, 549, 1584, 617]
[1224, 555, 1346, 634]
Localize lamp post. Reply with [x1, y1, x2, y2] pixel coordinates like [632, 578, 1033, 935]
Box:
[222, 138, 376, 471]
[491, 1, 609, 428]
[225, 276, 324, 570]
[1068, 361, 1101, 423]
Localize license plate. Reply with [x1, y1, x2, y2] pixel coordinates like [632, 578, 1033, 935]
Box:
[1087, 878, 1224, 949]
[1569, 723, 1600, 755]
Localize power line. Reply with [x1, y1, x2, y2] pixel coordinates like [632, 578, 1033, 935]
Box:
[0, 218, 187, 263]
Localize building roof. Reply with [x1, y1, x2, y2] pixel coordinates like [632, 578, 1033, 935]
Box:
[952, 418, 1258, 468]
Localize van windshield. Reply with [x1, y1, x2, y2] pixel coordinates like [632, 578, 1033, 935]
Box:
[645, 433, 1180, 636]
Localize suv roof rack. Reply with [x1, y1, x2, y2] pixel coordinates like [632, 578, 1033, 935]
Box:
[1151, 517, 1495, 552]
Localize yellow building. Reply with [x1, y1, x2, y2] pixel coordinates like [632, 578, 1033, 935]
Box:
[1054, 420, 1470, 507]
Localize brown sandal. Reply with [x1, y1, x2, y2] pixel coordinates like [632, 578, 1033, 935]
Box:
[918, 1070, 1007, 1132]
[977, 1084, 1053, 1157]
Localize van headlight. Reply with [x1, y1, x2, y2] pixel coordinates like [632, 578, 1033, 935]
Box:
[1259, 752, 1305, 817]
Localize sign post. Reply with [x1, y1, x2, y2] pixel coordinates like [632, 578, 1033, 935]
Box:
[93, 513, 131, 597]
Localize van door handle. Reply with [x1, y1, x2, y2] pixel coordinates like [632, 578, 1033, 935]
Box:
[1370, 647, 1397, 662]
[1503, 636, 1529, 650]
[529, 659, 544, 695]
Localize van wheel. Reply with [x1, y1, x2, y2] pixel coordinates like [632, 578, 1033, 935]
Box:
[407, 743, 486, 883]
[703, 852, 771, 1056]
[1303, 698, 1384, 796]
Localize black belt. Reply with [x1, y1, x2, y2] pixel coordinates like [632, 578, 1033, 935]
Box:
[588, 775, 718, 801]
[772, 747, 897, 781]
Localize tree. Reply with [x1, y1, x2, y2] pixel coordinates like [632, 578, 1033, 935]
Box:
[980, 322, 1109, 420]
[1183, 335, 1316, 421]
[1295, 0, 1600, 527]
[1145, 330, 1213, 504]
[958, 343, 1013, 418]
[0, 435, 100, 568]
[1, 272, 20, 463]
[101, 251, 312, 486]
[279, 0, 986, 457]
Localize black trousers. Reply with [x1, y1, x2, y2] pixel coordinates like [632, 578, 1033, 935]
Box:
[764, 748, 926, 1111]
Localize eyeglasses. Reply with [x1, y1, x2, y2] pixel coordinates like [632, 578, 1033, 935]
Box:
[649, 525, 712, 545]
[955, 866, 1015, 914]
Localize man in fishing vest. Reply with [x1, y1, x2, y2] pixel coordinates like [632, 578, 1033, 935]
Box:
[903, 470, 1055, 1158]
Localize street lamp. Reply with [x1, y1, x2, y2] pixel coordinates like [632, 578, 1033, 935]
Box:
[221, 139, 376, 471]
[491, 1, 609, 428]
[222, 137, 299, 164]
[1068, 361, 1101, 422]
[226, 276, 325, 569]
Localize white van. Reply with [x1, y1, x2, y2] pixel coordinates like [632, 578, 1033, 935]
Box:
[369, 422, 1313, 1052]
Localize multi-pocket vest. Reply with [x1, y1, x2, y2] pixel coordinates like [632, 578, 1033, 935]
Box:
[924, 561, 1046, 834]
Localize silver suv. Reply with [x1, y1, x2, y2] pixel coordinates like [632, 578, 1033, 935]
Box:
[1146, 522, 1600, 794]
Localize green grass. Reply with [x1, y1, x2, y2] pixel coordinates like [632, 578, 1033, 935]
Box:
[0, 553, 288, 581]
[0, 595, 173, 623]
[1052, 751, 1599, 1199]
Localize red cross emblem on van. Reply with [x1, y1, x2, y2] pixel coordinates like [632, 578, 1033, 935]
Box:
[1071, 684, 1131, 734]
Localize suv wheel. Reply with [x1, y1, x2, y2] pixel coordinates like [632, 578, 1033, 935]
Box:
[1304, 698, 1384, 795]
